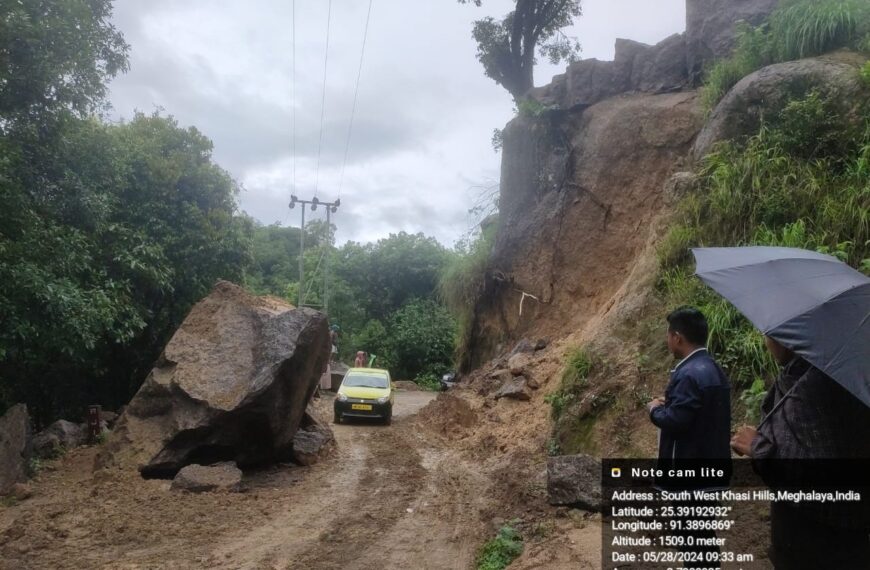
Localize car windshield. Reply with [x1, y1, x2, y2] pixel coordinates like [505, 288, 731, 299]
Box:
[343, 374, 388, 389]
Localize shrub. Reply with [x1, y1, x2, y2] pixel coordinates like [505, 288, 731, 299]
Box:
[740, 379, 769, 424]
[861, 60, 870, 86]
[562, 347, 594, 388]
[414, 372, 442, 392]
[544, 391, 574, 420]
[545, 347, 599, 420]
[439, 223, 497, 367]
[516, 97, 549, 118]
[476, 525, 523, 570]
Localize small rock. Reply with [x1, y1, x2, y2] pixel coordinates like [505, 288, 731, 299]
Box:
[494, 378, 532, 401]
[489, 369, 511, 380]
[527, 377, 541, 390]
[534, 339, 548, 351]
[10, 483, 31, 501]
[547, 455, 602, 512]
[171, 463, 242, 493]
[507, 353, 531, 377]
[292, 425, 335, 467]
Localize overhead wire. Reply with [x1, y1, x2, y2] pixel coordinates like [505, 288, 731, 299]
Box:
[291, 0, 296, 199]
[313, 0, 333, 199]
[337, 0, 374, 199]
[285, 0, 296, 226]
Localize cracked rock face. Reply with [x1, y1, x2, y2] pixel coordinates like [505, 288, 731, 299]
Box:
[97, 281, 329, 477]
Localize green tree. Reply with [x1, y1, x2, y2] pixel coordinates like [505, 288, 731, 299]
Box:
[336, 232, 449, 321]
[459, 0, 582, 101]
[246, 222, 302, 296]
[0, 2, 253, 421]
[0, 0, 129, 121]
[386, 299, 456, 380]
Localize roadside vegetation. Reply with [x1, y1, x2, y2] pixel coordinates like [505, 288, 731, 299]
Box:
[702, 0, 870, 110]
[657, 87, 870, 417]
[476, 524, 524, 570]
[438, 221, 497, 369]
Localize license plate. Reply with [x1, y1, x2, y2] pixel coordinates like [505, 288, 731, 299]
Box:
[351, 404, 372, 411]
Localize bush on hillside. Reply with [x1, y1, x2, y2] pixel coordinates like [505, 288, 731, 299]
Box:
[438, 222, 497, 368]
[658, 90, 870, 387]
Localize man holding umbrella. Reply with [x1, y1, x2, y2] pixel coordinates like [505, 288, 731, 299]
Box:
[693, 246, 870, 569]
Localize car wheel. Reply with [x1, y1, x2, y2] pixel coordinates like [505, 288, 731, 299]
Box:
[333, 413, 341, 424]
[383, 415, 392, 426]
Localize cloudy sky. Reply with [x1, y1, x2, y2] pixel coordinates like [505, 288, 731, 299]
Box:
[108, 0, 685, 246]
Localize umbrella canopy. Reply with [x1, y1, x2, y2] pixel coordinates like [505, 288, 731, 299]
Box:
[692, 246, 870, 407]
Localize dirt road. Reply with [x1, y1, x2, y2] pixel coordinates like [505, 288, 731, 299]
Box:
[0, 391, 493, 570]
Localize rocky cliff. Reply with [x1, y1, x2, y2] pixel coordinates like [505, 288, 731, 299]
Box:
[465, 0, 784, 368]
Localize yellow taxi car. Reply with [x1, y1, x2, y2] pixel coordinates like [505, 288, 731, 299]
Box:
[333, 368, 394, 425]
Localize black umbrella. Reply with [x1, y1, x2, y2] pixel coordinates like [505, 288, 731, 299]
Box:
[692, 246, 870, 407]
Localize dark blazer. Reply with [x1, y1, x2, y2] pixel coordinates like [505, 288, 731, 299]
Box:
[650, 349, 732, 462]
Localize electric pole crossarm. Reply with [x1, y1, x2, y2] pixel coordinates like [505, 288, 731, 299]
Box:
[289, 195, 341, 314]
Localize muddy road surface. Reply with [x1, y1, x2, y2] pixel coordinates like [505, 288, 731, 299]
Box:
[0, 391, 494, 570]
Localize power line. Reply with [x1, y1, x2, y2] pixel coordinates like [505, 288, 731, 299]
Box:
[337, 0, 374, 199]
[313, 0, 333, 198]
[291, 0, 296, 201]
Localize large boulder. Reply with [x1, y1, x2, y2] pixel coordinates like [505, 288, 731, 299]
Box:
[171, 463, 242, 493]
[686, 0, 780, 80]
[32, 420, 85, 459]
[693, 52, 869, 160]
[0, 404, 32, 495]
[547, 454, 602, 511]
[97, 281, 330, 476]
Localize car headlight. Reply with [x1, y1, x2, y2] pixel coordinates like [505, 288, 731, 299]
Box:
[377, 396, 389, 404]
[337, 392, 348, 402]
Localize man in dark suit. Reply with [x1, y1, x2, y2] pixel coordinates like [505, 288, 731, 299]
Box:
[647, 307, 732, 567]
[648, 306, 732, 462]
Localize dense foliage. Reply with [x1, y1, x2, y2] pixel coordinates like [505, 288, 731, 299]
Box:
[247, 229, 457, 382]
[702, 0, 870, 110]
[658, 89, 870, 403]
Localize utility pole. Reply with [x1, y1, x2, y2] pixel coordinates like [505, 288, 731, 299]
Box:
[289, 195, 341, 312]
